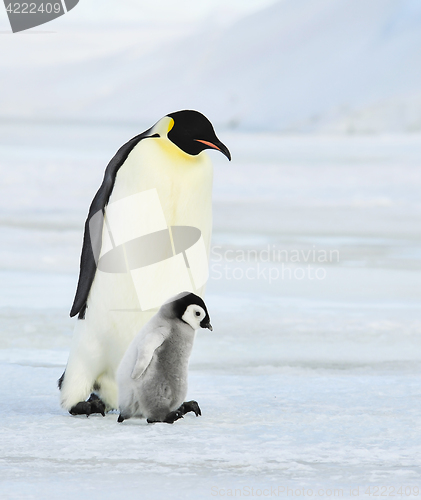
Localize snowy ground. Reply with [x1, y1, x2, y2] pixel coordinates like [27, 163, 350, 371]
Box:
[0, 124, 421, 498]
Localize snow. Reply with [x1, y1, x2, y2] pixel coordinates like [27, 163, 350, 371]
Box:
[0, 123, 420, 498]
[1, 0, 421, 496]
[1, 0, 421, 132]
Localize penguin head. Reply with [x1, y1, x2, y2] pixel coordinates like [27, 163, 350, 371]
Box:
[162, 292, 213, 331]
[182, 304, 212, 331]
[162, 110, 231, 161]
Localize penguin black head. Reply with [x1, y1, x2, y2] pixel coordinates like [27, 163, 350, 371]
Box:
[166, 110, 231, 161]
[162, 292, 213, 331]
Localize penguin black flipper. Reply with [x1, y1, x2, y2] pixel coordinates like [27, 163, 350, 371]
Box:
[70, 128, 157, 319]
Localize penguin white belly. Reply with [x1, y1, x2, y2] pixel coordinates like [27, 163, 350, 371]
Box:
[60, 138, 213, 411]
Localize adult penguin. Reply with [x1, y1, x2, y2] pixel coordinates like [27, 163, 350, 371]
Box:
[59, 110, 231, 416]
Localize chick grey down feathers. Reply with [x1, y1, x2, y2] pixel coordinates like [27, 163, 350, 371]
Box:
[117, 292, 212, 423]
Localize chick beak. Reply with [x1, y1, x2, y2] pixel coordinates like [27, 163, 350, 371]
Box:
[206, 323, 213, 331]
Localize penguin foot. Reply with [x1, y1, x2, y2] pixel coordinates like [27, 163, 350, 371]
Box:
[117, 414, 125, 423]
[147, 410, 184, 424]
[163, 410, 184, 424]
[178, 400, 201, 417]
[69, 394, 106, 417]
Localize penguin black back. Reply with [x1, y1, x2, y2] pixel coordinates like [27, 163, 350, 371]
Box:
[70, 129, 154, 318]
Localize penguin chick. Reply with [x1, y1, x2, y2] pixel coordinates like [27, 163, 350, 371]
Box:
[117, 292, 212, 424]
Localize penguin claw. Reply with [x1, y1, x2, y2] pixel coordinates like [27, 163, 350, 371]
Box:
[69, 394, 106, 417]
[179, 400, 201, 417]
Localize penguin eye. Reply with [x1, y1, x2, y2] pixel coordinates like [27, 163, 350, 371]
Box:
[195, 311, 201, 316]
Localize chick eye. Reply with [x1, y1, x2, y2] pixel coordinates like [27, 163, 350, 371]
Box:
[195, 311, 201, 316]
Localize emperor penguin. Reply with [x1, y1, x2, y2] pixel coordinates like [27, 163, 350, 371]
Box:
[117, 292, 212, 424]
[59, 110, 230, 416]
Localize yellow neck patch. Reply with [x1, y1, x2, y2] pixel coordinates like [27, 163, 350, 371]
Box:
[151, 116, 174, 137]
[167, 117, 175, 134]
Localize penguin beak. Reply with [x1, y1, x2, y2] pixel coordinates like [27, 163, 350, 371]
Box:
[195, 139, 231, 161]
[203, 322, 213, 331]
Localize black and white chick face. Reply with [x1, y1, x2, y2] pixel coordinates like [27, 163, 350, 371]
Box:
[163, 292, 213, 331]
[182, 304, 213, 332]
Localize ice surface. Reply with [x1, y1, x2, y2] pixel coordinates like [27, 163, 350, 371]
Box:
[0, 126, 421, 498]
